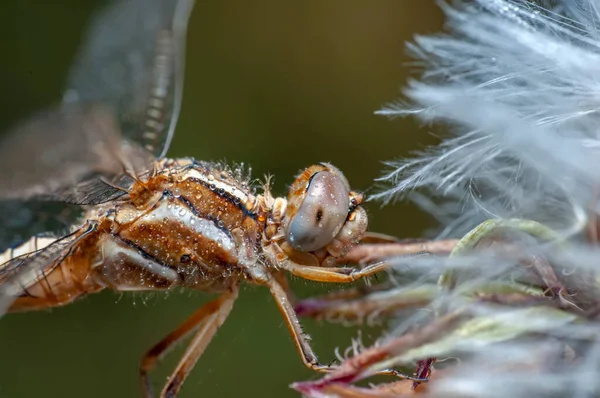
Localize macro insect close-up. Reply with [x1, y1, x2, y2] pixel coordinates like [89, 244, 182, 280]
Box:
[0, 1, 442, 397]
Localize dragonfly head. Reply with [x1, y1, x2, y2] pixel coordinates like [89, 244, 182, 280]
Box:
[284, 163, 367, 257]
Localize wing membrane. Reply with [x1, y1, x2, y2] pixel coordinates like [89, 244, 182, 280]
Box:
[0, 200, 82, 252]
[0, 0, 196, 315]
[0, 0, 195, 203]
[64, 0, 195, 158]
[0, 224, 96, 315]
[0, 104, 127, 201]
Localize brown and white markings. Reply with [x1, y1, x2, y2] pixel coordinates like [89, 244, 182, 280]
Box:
[0, 1, 419, 397]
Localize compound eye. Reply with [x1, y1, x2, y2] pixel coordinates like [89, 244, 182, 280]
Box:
[286, 171, 349, 252]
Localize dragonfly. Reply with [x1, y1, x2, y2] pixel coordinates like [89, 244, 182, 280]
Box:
[0, 1, 410, 397]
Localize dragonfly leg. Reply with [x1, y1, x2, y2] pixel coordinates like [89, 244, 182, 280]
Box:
[339, 238, 458, 265]
[264, 241, 432, 284]
[265, 276, 324, 371]
[264, 276, 422, 381]
[282, 260, 391, 283]
[139, 285, 239, 398]
[262, 243, 384, 283]
[272, 269, 297, 303]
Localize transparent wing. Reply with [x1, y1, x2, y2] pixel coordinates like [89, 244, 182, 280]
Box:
[0, 0, 195, 315]
[64, 0, 195, 158]
[0, 0, 195, 231]
[0, 0, 196, 203]
[0, 224, 95, 316]
[0, 104, 132, 202]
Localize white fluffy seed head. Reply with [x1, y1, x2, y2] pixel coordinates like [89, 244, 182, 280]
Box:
[345, 2, 600, 397]
[374, 0, 600, 238]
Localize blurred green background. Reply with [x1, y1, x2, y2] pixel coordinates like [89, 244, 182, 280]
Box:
[0, 1, 442, 397]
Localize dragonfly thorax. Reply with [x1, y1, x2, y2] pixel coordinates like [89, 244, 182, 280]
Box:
[91, 159, 263, 292]
[90, 160, 367, 292]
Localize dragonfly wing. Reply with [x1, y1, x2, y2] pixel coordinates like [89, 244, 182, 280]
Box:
[64, 0, 195, 158]
[0, 104, 131, 202]
[0, 0, 195, 315]
[0, 200, 82, 252]
[0, 0, 195, 203]
[0, 224, 95, 316]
